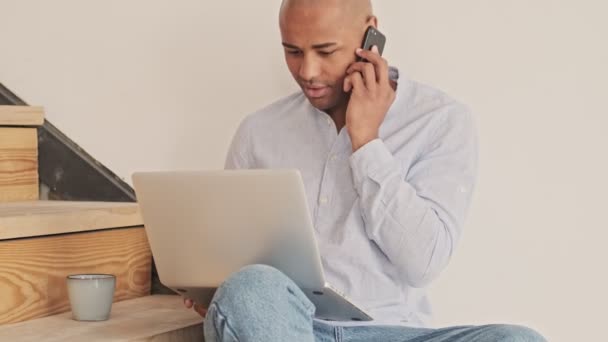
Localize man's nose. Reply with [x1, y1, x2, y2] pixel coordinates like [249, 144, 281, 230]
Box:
[298, 54, 321, 82]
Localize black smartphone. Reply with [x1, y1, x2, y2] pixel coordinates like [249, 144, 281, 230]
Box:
[358, 26, 386, 61]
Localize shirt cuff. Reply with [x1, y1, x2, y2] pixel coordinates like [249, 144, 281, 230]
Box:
[350, 138, 396, 192]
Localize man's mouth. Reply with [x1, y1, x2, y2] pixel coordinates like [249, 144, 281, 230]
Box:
[303, 85, 330, 99]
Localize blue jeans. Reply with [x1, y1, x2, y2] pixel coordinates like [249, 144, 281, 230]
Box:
[204, 265, 546, 342]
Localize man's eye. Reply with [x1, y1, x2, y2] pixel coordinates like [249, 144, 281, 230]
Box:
[286, 50, 302, 55]
[319, 50, 335, 56]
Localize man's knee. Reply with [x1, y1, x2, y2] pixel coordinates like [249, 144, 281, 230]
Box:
[204, 264, 315, 341]
[221, 264, 291, 293]
[484, 324, 546, 342]
[210, 264, 300, 312]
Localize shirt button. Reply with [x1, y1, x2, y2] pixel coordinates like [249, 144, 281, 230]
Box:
[330, 155, 337, 161]
[319, 197, 328, 204]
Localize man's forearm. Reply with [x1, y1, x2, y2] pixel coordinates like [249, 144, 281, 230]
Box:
[350, 137, 475, 287]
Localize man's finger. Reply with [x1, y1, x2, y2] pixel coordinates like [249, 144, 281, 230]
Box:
[346, 62, 377, 91]
[346, 61, 366, 75]
[344, 75, 352, 92]
[362, 63, 376, 91]
[194, 304, 207, 317]
[355, 47, 389, 84]
[184, 298, 193, 308]
[350, 71, 365, 94]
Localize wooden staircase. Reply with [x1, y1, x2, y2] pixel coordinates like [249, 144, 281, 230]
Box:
[0, 106, 204, 340]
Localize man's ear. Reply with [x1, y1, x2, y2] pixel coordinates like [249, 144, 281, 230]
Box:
[366, 15, 378, 29]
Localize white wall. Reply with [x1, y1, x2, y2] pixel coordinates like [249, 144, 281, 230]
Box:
[1, 0, 294, 177]
[1, 1, 606, 340]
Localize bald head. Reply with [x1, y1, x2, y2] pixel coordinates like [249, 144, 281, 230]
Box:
[280, 0, 373, 29]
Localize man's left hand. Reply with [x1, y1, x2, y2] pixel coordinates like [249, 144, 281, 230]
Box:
[344, 46, 396, 152]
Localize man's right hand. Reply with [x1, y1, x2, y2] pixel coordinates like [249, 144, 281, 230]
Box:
[183, 298, 208, 318]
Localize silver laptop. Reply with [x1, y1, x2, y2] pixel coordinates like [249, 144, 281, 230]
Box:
[132, 169, 372, 322]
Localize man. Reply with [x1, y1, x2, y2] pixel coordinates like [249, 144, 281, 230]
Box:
[185, 0, 546, 341]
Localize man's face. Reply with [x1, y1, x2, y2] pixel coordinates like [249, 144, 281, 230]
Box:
[279, 4, 366, 114]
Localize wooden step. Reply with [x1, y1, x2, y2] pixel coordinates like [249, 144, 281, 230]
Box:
[0, 106, 44, 202]
[0, 200, 143, 240]
[0, 106, 45, 127]
[0, 201, 151, 324]
[0, 295, 205, 341]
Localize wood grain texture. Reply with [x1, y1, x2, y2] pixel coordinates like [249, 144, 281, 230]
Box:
[134, 325, 205, 342]
[0, 201, 143, 240]
[0, 227, 152, 324]
[0, 106, 44, 126]
[0, 128, 38, 202]
[0, 295, 204, 342]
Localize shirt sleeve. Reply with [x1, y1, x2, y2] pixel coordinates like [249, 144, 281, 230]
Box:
[349, 103, 478, 288]
[224, 116, 255, 170]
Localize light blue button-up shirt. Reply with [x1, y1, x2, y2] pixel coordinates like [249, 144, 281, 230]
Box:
[225, 68, 478, 327]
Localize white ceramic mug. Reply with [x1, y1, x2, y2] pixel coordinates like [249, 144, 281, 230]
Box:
[66, 274, 116, 321]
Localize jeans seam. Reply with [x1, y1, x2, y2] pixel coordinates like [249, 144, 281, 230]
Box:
[287, 284, 315, 315]
[210, 303, 241, 341]
[334, 326, 343, 342]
